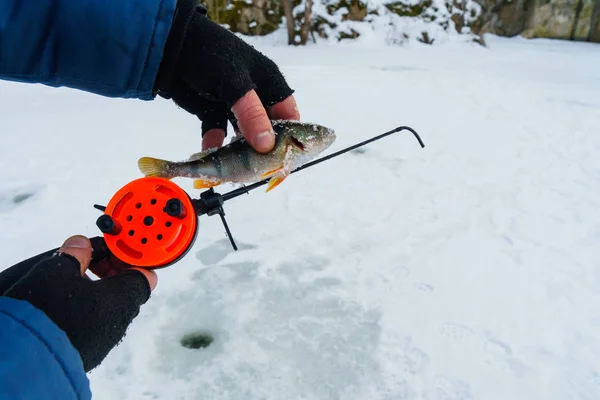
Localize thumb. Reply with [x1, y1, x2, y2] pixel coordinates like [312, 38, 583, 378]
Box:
[231, 90, 275, 153]
[57, 235, 92, 275]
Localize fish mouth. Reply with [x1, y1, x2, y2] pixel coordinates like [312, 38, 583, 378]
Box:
[289, 136, 306, 151]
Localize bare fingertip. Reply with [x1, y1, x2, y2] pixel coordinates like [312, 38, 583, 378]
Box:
[202, 129, 226, 151]
[253, 131, 275, 153]
[268, 95, 301, 120]
[59, 235, 93, 275]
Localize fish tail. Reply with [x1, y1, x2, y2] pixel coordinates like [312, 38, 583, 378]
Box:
[137, 157, 174, 179]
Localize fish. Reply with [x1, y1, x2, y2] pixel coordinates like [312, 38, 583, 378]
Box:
[137, 120, 336, 192]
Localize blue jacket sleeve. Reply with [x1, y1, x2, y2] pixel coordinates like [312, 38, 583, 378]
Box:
[0, 0, 177, 100]
[0, 297, 91, 400]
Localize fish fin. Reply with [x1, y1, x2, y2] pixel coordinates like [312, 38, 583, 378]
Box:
[188, 151, 207, 162]
[260, 167, 284, 179]
[138, 157, 172, 178]
[266, 174, 287, 192]
[193, 178, 222, 189]
[188, 147, 218, 162]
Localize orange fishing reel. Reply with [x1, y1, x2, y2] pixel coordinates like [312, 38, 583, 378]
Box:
[93, 125, 425, 269]
[94, 177, 200, 269]
[94, 176, 242, 269]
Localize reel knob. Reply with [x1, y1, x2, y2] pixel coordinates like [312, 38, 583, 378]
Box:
[97, 177, 198, 269]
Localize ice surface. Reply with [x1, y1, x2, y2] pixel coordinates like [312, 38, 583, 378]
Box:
[1, 35, 600, 400]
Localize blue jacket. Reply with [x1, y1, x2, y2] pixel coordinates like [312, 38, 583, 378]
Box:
[0, 0, 177, 100]
[0, 1, 177, 398]
[0, 297, 91, 400]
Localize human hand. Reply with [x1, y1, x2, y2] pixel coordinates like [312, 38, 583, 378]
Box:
[153, 0, 300, 153]
[0, 235, 157, 372]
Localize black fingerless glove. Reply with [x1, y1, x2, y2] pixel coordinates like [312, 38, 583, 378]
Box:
[153, 0, 295, 135]
[0, 238, 151, 372]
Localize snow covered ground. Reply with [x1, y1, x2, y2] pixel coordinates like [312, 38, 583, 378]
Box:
[1, 34, 600, 399]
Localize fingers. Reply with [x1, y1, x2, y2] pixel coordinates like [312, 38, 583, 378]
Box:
[96, 268, 157, 306]
[88, 255, 125, 279]
[129, 268, 158, 291]
[202, 128, 226, 151]
[58, 235, 92, 275]
[1, 236, 97, 294]
[268, 95, 300, 121]
[231, 90, 275, 153]
[199, 106, 229, 136]
[0, 247, 59, 295]
[209, 92, 300, 152]
[60, 235, 158, 293]
[89, 236, 111, 264]
[170, 79, 299, 154]
[91, 262, 157, 293]
[89, 252, 158, 293]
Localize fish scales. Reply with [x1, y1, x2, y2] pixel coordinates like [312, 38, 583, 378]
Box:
[137, 120, 336, 192]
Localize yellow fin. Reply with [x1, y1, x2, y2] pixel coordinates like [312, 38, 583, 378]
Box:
[138, 157, 172, 178]
[260, 167, 284, 179]
[188, 151, 207, 162]
[188, 147, 218, 162]
[193, 178, 222, 189]
[266, 175, 287, 192]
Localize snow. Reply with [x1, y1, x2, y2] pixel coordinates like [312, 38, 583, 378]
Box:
[305, 0, 483, 46]
[2, 34, 600, 399]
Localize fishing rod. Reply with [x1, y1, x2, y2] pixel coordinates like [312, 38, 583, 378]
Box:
[221, 125, 425, 201]
[93, 125, 425, 269]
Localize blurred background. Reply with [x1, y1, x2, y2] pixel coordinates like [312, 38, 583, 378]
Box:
[198, 0, 600, 45]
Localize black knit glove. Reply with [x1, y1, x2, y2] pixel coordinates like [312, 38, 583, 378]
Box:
[0, 235, 155, 372]
[153, 0, 297, 147]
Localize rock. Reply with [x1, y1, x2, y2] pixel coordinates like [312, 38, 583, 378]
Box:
[522, 0, 595, 40]
[336, 0, 368, 21]
[199, 0, 600, 45]
[203, 0, 282, 36]
[449, 0, 488, 41]
[315, 0, 371, 40]
[475, 0, 600, 42]
[475, 0, 536, 37]
[590, 7, 600, 40]
[385, 0, 432, 17]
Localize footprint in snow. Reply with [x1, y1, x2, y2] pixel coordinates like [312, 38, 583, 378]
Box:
[439, 323, 476, 341]
[416, 283, 434, 292]
[424, 375, 474, 400]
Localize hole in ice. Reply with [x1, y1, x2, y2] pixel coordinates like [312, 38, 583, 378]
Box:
[0, 185, 40, 213]
[13, 192, 34, 204]
[180, 332, 214, 349]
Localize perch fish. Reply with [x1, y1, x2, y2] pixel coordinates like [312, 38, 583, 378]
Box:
[137, 120, 336, 192]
